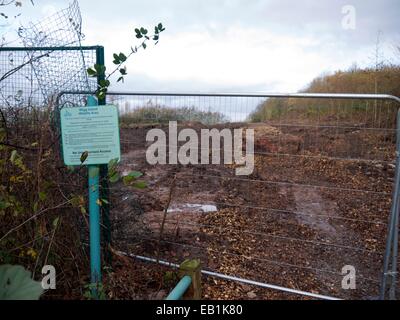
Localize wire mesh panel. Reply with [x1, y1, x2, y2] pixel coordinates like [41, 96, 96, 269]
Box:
[0, 46, 98, 109]
[18, 0, 83, 48]
[0, 0, 96, 110]
[0, 46, 99, 213]
[104, 92, 399, 300]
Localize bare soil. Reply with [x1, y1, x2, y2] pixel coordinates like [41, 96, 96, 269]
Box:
[105, 121, 398, 300]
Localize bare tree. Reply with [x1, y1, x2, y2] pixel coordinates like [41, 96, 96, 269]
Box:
[372, 30, 384, 121]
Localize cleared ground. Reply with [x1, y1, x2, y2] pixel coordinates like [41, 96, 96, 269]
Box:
[107, 120, 398, 300]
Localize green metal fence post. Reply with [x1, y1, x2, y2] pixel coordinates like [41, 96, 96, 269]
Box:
[86, 95, 102, 298]
[165, 276, 192, 300]
[96, 46, 112, 263]
[165, 259, 202, 300]
[96, 46, 106, 105]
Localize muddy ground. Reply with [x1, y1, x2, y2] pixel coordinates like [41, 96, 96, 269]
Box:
[105, 120, 399, 300]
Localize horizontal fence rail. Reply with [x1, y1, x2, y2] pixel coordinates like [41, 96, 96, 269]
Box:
[56, 90, 400, 105]
[122, 252, 341, 300]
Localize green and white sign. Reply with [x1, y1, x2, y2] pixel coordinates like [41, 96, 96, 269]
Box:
[60, 105, 121, 166]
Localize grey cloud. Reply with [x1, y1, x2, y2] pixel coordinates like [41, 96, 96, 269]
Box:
[111, 71, 282, 93]
[7, 0, 399, 99]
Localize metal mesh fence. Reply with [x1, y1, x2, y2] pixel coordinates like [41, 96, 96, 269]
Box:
[0, 0, 96, 111]
[0, 46, 98, 110]
[101, 92, 399, 300]
[18, 0, 83, 48]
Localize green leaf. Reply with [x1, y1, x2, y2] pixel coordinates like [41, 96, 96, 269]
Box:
[117, 76, 124, 83]
[70, 195, 83, 207]
[52, 217, 60, 228]
[80, 151, 89, 163]
[157, 23, 165, 32]
[122, 171, 143, 186]
[0, 265, 43, 300]
[127, 171, 143, 179]
[119, 67, 127, 75]
[99, 79, 110, 88]
[94, 64, 106, 75]
[122, 175, 135, 185]
[109, 172, 120, 183]
[133, 181, 147, 189]
[118, 53, 127, 62]
[87, 68, 97, 77]
[33, 201, 38, 213]
[0, 200, 11, 210]
[142, 43, 147, 50]
[10, 150, 17, 164]
[113, 53, 120, 64]
[97, 90, 106, 100]
[180, 259, 200, 270]
[38, 192, 47, 201]
[163, 271, 177, 285]
[136, 34, 143, 39]
[108, 158, 119, 170]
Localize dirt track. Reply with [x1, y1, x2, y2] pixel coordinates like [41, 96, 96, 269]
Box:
[107, 121, 398, 300]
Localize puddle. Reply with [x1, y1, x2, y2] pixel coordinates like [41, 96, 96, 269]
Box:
[291, 186, 338, 235]
[167, 203, 218, 213]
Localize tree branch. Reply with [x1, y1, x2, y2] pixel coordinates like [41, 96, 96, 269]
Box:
[0, 51, 50, 83]
[156, 175, 177, 263]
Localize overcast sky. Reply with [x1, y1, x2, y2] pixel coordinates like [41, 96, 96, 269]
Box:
[2, 0, 400, 94]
